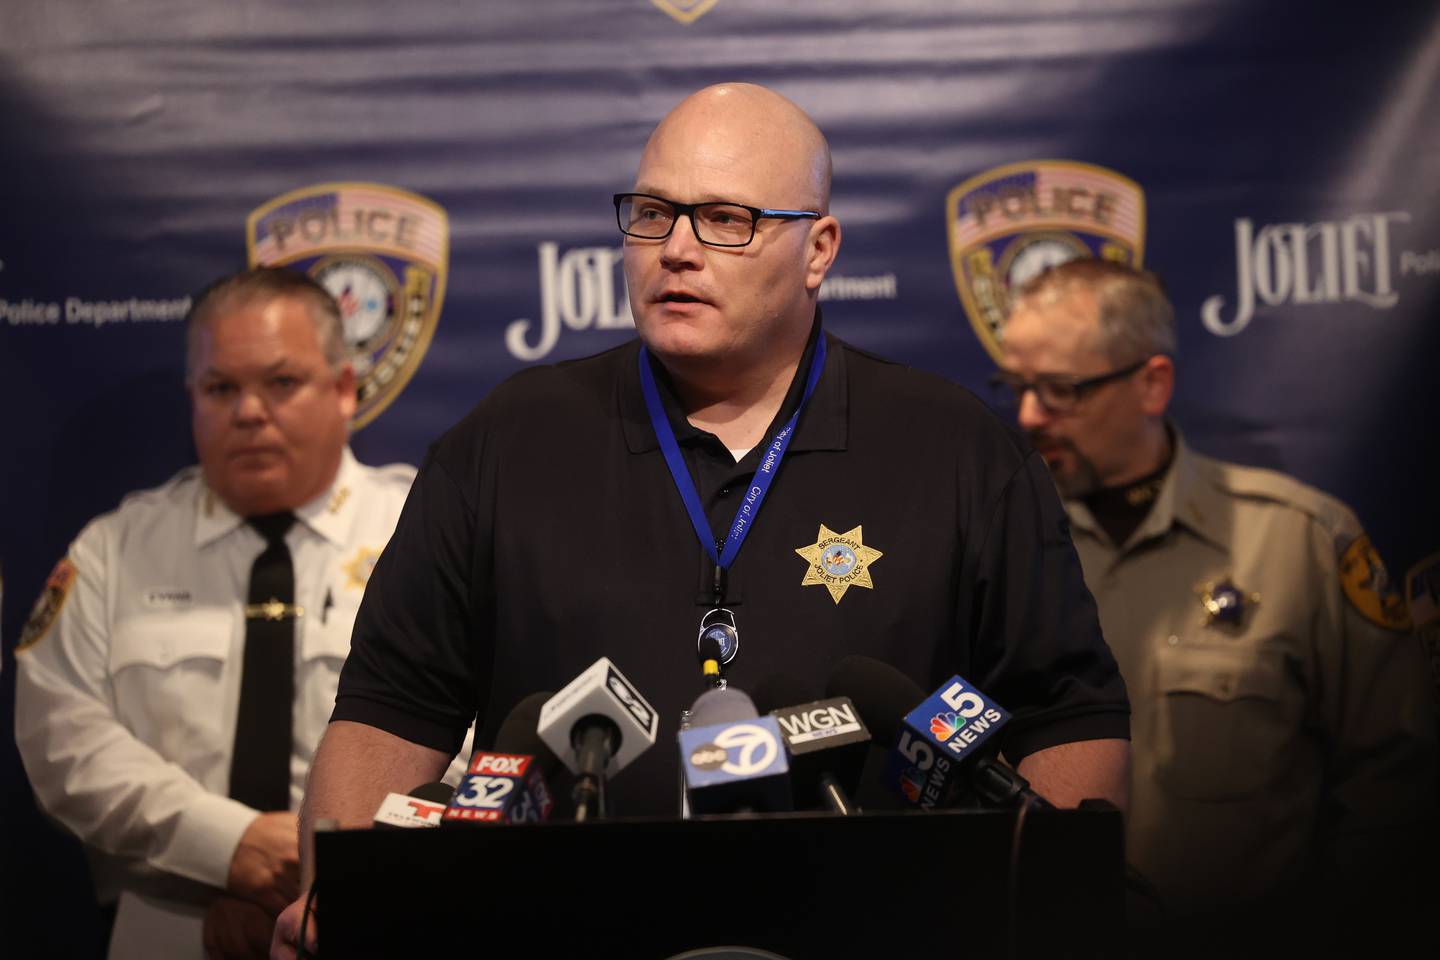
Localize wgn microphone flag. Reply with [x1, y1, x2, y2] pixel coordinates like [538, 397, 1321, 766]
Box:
[754, 675, 870, 815]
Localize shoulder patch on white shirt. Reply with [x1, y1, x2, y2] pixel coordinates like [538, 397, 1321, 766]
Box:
[17, 558, 77, 653]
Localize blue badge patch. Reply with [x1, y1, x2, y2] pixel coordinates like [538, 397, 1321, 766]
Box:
[697, 608, 740, 664]
[821, 543, 858, 577]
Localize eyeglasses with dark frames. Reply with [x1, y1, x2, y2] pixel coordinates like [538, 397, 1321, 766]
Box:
[989, 357, 1152, 414]
[613, 192, 820, 248]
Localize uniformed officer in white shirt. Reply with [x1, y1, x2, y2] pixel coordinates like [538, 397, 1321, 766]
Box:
[994, 257, 1437, 951]
[14, 267, 466, 959]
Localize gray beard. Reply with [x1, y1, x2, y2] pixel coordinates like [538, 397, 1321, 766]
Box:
[1035, 437, 1101, 500]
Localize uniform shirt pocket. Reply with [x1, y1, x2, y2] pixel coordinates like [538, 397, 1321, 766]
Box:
[1154, 642, 1300, 801]
[109, 611, 234, 780]
[294, 594, 359, 751]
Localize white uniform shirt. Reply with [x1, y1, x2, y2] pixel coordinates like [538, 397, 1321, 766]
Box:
[15, 447, 468, 958]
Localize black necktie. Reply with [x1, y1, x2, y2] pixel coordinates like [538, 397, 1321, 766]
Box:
[229, 512, 297, 811]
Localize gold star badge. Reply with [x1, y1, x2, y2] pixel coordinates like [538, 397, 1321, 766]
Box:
[795, 524, 884, 604]
[1194, 577, 1260, 628]
[343, 547, 382, 590]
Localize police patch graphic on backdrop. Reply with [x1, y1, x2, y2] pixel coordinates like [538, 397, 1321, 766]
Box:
[651, 0, 722, 25]
[246, 183, 449, 429]
[946, 160, 1146, 361]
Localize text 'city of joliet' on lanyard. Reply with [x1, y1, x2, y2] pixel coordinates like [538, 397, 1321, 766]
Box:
[638, 333, 828, 668]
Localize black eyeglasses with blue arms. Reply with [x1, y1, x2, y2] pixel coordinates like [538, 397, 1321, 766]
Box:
[989, 356, 1152, 414]
[613, 192, 820, 248]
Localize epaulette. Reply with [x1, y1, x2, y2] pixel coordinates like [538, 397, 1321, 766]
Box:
[1204, 459, 1359, 539]
[1201, 456, 1407, 630]
[114, 464, 204, 514]
[371, 461, 420, 487]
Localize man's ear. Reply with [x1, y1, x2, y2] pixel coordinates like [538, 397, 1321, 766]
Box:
[803, 215, 842, 292]
[1139, 355, 1174, 417]
[335, 363, 358, 421]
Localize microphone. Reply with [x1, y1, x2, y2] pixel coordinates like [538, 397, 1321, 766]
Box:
[372, 782, 452, 829]
[678, 683, 792, 815]
[754, 675, 870, 816]
[827, 655, 1049, 810]
[537, 658, 659, 821]
[444, 692, 560, 825]
[688, 682, 761, 727]
[495, 690, 559, 755]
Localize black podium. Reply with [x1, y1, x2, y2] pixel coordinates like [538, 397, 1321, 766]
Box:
[317, 806, 1124, 958]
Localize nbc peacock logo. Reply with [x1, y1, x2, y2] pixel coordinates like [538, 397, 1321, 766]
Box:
[930, 712, 966, 742]
[899, 767, 925, 804]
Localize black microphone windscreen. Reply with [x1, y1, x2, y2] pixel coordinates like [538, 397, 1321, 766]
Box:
[825, 655, 926, 743]
[494, 691, 562, 776]
[406, 781, 457, 804]
[687, 685, 758, 728]
[751, 674, 818, 716]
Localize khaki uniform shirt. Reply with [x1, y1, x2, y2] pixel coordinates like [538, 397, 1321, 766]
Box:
[15, 449, 471, 959]
[1066, 433, 1436, 915]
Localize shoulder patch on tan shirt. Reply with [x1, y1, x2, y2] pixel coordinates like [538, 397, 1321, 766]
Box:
[1339, 535, 1411, 632]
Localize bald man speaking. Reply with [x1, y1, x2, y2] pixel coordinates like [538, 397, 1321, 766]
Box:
[273, 84, 1131, 955]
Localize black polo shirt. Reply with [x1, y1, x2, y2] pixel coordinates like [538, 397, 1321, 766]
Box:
[334, 325, 1129, 816]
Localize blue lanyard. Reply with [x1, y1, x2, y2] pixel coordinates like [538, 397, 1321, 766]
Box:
[637, 334, 828, 572]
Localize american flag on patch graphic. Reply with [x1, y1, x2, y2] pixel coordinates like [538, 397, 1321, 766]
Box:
[249, 183, 446, 268]
[949, 161, 1144, 249]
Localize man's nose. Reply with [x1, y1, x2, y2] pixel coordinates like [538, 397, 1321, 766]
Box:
[660, 212, 705, 269]
[1016, 388, 1050, 431]
[232, 388, 269, 424]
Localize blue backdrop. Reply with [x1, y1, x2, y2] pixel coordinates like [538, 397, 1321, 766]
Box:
[3, 0, 1437, 948]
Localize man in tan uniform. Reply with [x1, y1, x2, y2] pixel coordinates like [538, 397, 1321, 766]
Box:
[997, 258, 1436, 947]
